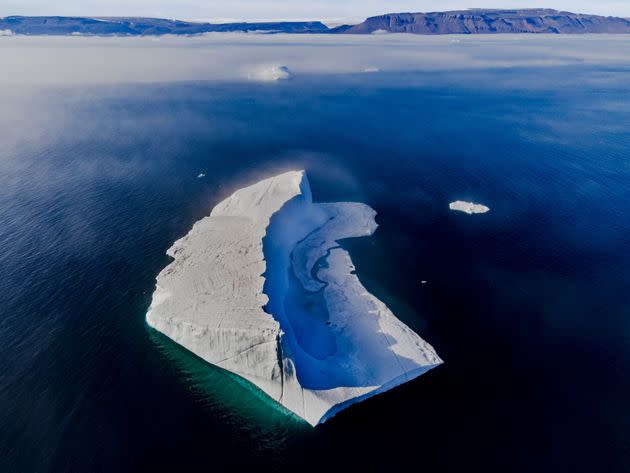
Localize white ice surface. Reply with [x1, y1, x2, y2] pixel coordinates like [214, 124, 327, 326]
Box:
[147, 170, 442, 425]
[449, 200, 490, 214]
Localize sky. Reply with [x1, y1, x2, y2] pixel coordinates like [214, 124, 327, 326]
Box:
[1, 1, 629, 23]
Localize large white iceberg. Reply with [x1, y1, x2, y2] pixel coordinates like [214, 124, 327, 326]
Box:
[147, 170, 442, 425]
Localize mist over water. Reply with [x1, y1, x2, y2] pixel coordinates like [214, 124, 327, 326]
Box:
[1, 36, 629, 472]
[2, 34, 630, 87]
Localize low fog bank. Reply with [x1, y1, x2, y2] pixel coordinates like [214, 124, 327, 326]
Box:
[1, 33, 629, 202]
[1, 33, 630, 86]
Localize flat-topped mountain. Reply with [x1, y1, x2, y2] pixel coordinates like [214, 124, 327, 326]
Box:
[0, 16, 328, 35]
[334, 9, 630, 34]
[1, 10, 630, 36]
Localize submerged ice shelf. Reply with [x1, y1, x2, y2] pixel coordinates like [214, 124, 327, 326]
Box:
[147, 170, 442, 425]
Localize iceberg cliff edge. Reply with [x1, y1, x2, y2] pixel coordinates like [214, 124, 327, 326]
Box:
[147, 170, 442, 425]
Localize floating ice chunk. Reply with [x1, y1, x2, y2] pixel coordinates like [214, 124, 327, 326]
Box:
[449, 200, 490, 214]
[197, 173, 206, 178]
[0, 29, 14, 36]
[147, 170, 442, 425]
[248, 65, 291, 82]
[362, 67, 380, 73]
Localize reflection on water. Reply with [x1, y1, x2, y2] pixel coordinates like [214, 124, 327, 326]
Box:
[147, 327, 309, 447]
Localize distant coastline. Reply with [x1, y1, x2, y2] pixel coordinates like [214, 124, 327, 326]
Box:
[2, 9, 630, 36]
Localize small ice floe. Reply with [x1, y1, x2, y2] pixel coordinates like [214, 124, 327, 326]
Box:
[362, 67, 380, 73]
[0, 29, 15, 36]
[421, 280, 427, 284]
[449, 200, 490, 215]
[371, 29, 389, 35]
[248, 65, 291, 82]
[197, 173, 206, 178]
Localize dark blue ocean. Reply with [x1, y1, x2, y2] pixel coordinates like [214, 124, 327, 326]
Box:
[1, 66, 629, 472]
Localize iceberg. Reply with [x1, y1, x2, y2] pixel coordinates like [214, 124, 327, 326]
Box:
[449, 200, 490, 214]
[248, 65, 291, 82]
[147, 170, 442, 425]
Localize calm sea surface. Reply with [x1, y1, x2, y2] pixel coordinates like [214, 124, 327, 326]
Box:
[1, 66, 629, 472]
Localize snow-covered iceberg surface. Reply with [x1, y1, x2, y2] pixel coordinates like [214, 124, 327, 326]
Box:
[449, 200, 490, 214]
[147, 170, 442, 425]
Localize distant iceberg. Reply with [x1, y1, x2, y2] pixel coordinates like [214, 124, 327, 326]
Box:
[449, 200, 490, 214]
[248, 65, 291, 82]
[147, 170, 442, 425]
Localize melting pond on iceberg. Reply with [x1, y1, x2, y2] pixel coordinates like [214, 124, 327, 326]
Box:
[262, 186, 441, 392]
